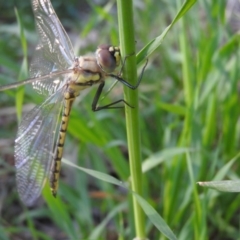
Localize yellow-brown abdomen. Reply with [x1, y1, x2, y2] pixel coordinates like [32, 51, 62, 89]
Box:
[50, 91, 75, 197]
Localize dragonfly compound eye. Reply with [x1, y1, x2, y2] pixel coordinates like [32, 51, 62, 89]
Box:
[96, 44, 121, 73]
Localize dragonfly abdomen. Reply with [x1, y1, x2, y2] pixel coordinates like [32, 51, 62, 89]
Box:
[50, 91, 76, 197]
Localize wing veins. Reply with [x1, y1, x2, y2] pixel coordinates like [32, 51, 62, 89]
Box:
[15, 87, 65, 205]
[0, 69, 72, 91]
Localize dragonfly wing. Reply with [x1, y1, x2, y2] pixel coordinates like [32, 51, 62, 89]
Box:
[15, 88, 65, 206]
[31, 65, 71, 96]
[30, 0, 75, 95]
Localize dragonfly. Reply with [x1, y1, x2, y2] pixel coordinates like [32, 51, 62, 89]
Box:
[0, 0, 146, 206]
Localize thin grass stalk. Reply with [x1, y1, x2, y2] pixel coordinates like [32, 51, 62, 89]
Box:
[186, 153, 204, 239]
[15, 8, 28, 122]
[177, 1, 203, 239]
[177, 1, 193, 146]
[116, 0, 145, 238]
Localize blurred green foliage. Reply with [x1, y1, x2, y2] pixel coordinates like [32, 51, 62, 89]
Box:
[0, 0, 240, 239]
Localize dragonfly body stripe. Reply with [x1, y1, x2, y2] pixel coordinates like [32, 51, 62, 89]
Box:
[51, 91, 76, 196]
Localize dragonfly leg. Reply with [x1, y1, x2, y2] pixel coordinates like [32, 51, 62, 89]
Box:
[92, 82, 133, 111]
[118, 52, 135, 76]
[92, 59, 148, 111]
[108, 58, 148, 90]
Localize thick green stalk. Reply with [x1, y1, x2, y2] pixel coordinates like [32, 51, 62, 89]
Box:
[116, 1, 145, 239]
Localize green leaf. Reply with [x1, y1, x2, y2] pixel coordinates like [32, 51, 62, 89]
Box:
[14, 7, 28, 122]
[63, 158, 177, 240]
[137, 0, 197, 64]
[142, 148, 192, 172]
[198, 152, 240, 192]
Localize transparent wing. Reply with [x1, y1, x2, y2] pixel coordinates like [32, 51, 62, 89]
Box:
[0, 69, 73, 92]
[15, 87, 65, 206]
[30, 0, 75, 96]
[31, 67, 71, 96]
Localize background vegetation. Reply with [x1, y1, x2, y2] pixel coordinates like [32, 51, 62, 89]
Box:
[0, 0, 239, 239]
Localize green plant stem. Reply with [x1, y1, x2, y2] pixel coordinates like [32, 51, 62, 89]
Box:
[116, 0, 145, 239]
[177, 2, 193, 146]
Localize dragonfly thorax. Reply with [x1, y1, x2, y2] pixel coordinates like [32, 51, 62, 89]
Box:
[96, 44, 121, 73]
[72, 44, 121, 88]
[72, 56, 102, 87]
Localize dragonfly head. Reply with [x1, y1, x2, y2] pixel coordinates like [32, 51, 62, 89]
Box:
[96, 44, 121, 73]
